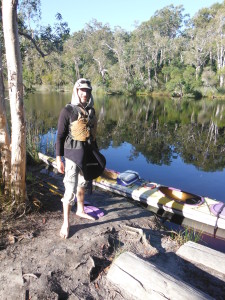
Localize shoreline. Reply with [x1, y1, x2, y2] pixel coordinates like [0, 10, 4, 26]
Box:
[29, 85, 225, 100]
[1, 165, 224, 299]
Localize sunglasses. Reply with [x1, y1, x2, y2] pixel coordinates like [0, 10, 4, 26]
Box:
[78, 79, 91, 85]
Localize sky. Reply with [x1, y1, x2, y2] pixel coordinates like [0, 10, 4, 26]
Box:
[40, 0, 223, 33]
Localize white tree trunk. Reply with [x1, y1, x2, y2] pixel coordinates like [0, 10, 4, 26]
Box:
[0, 42, 11, 192]
[219, 45, 224, 87]
[220, 74, 224, 87]
[74, 58, 80, 79]
[2, 0, 26, 201]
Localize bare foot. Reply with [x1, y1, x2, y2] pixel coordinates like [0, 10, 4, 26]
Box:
[60, 224, 70, 239]
[76, 211, 96, 221]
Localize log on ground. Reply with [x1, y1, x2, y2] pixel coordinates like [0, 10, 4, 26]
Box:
[176, 241, 225, 275]
[107, 251, 213, 300]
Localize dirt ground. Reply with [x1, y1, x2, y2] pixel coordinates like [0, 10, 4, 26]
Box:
[0, 165, 225, 300]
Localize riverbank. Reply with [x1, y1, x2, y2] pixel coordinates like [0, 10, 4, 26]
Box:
[0, 165, 224, 299]
[31, 84, 225, 100]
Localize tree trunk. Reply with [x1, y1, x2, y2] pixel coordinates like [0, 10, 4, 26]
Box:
[220, 74, 224, 87]
[196, 66, 200, 80]
[219, 45, 224, 87]
[74, 58, 80, 79]
[2, 0, 26, 202]
[147, 66, 151, 87]
[0, 42, 11, 192]
[217, 40, 225, 88]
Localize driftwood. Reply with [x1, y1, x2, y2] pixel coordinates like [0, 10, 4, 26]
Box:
[38, 152, 57, 169]
[176, 241, 225, 275]
[107, 251, 213, 300]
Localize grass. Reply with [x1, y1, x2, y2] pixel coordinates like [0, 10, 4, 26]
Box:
[26, 121, 42, 163]
[169, 226, 203, 246]
[112, 240, 126, 261]
[26, 121, 56, 163]
[26, 171, 39, 190]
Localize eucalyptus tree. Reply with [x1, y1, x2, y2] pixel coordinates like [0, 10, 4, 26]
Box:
[183, 7, 215, 81]
[212, 1, 225, 87]
[148, 4, 186, 79]
[104, 26, 131, 91]
[130, 23, 154, 89]
[62, 30, 86, 83]
[0, 41, 10, 192]
[165, 66, 185, 96]
[81, 19, 114, 85]
[201, 66, 217, 95]
[19, 10, 70, 88]
[2, 0, 26, 201]
[130, 5, 187, 91]
[183, 2, 225, 91]
[0, 0, 70, 205]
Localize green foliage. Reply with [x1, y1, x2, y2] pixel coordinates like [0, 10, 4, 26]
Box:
[164, 65, 202, 98]
[202, 67, 217, 87]
[26, 118, 42, 162]
[18, 1, 225, 95]
[152, 4, 188, 38]
[18, 0, 41, 24]
[165, 66, 184, 96]
[170, 227, 202, 246]
[39, 13, 70, 53]
[26, 171, 35, 183]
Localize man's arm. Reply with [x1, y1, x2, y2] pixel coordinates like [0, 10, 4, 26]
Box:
[56, 156, 65, 174]
[56, 107, 69, 173]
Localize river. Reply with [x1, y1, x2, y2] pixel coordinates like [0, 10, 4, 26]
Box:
[25, 91, 225, 203]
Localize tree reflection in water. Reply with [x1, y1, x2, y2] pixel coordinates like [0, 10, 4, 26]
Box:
[24, 92, 225, 200]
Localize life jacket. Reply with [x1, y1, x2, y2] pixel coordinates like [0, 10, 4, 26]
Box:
[64, 104, 106, 180]
[65, 104, 97, 142]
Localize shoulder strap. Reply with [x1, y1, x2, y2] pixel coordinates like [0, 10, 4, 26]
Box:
[65, 104, 79, 121]
[65, 103, 95, 123]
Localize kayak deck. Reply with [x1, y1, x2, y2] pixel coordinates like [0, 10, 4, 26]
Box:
[93, 169, 225, 239]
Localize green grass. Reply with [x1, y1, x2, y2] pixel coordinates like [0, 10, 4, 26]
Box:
[169, 226, 203, 246]
[26, 171, 36, 184]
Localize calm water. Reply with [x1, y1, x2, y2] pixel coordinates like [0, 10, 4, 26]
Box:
[25, 91, 225, 202]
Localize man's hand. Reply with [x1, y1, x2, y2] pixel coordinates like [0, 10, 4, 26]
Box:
[56, 156, 65, 174]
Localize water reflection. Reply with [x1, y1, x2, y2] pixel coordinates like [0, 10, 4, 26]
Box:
[25, 92, 225, 201]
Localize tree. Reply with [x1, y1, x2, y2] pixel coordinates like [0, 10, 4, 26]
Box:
[105, 27, 131, 91]
[83, 19, 113, 84]
[62, 31, 86, 83]
[184, 7, 214, 80]
[213, 3, 225, 87]
[0, 41, 11, 192]
[201, 66, 217, 95]
[2, 0, 26, 202]
[129, 5, 188, 91]
[165, 66, 185, 97]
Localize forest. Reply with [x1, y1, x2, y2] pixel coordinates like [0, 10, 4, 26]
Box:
[19, 1, 225, 98]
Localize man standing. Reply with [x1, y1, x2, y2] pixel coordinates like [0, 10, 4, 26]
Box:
[56, 78, 97, 239]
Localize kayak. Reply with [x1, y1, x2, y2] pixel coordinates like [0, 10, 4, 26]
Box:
[38, 153, 225, 240]
[93, 169, 225, 240]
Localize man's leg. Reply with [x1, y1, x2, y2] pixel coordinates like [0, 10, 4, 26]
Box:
[60, 158, 76, 239]
[60, 202, 71, 239]
[76, 186, 95, 220]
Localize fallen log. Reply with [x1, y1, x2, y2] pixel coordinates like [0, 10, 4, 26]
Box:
[176, 241, 225, 275]
[107, 251, 213, 300]
[38, 152, 57, 169]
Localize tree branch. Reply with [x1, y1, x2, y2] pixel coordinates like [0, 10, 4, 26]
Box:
[18, 30, 47, 57]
